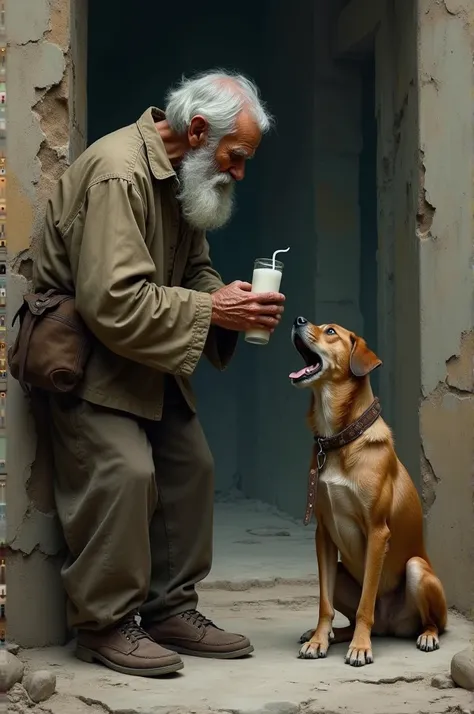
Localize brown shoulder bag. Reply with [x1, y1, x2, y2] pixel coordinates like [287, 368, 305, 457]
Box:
[8, 289, 92, 393]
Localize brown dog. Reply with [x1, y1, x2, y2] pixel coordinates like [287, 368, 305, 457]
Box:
[290, 317, 447, 667]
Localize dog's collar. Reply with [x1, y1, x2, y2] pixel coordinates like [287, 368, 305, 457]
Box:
[314, 397, 382, 464]
[304, 398, 381, 526]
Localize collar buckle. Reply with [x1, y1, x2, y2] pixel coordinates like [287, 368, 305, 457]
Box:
[316, 439, 327, 471]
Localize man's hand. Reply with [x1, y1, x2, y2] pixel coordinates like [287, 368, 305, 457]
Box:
[210, 281, 285, 332]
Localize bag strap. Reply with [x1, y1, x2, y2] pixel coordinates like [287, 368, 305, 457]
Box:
[23, 290, 68, 316]
[12, 301, 26, 327]
[11, 289, 61, 327]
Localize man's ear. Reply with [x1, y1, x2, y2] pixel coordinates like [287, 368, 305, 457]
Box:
[188, 115, 209, 148]
[350, 335, 382, 377]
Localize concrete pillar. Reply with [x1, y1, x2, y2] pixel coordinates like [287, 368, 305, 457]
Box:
[417, 0, 474, 618]
[7, 0, 87, 646]
[366, 0, 474, 615]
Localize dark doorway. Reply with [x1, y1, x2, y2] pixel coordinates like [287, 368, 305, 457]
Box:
[87, 2, 380, 554]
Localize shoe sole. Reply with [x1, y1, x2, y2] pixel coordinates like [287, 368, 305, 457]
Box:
[76, 645, 184, 677]
[164, 644, 255, 659]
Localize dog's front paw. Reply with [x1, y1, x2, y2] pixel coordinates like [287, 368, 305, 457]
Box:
[345, 638, 374, 667]
[299, 633, 331, 659]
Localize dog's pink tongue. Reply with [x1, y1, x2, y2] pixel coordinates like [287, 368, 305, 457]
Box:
[289, 367, 307, 379]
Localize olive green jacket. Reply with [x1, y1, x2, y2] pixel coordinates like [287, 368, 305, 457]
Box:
[34, 108, 237, 420]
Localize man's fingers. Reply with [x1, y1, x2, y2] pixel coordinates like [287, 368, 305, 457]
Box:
[254, 291, 286, 304]
[235, 281, 253, 291]
[257, 303, 284, 316]
[256, 316, 280, 329]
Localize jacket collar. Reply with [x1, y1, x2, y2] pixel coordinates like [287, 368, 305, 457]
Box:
[137, 107, 176, 181]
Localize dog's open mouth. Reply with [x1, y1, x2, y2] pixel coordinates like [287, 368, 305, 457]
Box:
[289, 335, 323, 383]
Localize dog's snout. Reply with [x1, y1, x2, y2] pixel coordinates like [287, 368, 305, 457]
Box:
[294, 316, 308, 328]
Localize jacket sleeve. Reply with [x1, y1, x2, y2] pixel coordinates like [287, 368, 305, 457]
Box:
[71, 178, 213, 376]
[182, 228, 238, 370]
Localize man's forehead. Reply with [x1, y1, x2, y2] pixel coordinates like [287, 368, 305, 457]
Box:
[233, 111, 261, 141]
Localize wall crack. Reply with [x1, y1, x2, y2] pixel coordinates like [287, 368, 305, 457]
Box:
[420, 441, 439, 515]
[416, 151, 436, 238]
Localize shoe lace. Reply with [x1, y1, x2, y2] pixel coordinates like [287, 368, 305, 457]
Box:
[179, 609, 216, 630]
[118, 613, 152, 644]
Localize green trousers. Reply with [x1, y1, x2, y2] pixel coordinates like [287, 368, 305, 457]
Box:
[47, 378, 214, 631]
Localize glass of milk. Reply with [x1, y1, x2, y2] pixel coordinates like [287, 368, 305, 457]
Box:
[244, 258, 284, 345]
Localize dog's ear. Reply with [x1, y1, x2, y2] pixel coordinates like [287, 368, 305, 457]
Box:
[350, 335, 382, 377]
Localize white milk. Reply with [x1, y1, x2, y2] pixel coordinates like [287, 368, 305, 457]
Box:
[244, 267, 282, 345]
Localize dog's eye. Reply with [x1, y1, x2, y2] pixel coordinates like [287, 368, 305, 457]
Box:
[325, 327, 336, 336]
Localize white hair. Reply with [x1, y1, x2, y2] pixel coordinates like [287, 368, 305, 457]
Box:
[165, 69, 273, 140]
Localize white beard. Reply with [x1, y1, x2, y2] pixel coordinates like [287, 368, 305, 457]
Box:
[177, 144, 235, 231]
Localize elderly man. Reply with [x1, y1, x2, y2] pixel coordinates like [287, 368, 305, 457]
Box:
[33, 70, 284, 677]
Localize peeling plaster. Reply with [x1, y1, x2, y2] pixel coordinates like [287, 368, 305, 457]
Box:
[8, 0, 70, 255]
[416, 153, 436, 238]
[7, 40, 67, 254]
[420, 383, 474, 614]
[418, 4, 474, 397]
[446, 330, 474, 393]
[9, 509, 64, 557]
[7, 0, 51, 45]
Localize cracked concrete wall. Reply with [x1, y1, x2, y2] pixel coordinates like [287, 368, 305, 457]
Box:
[375, 0, 474, 617]
[7, 0, 87, 646]
[417, 0, 474, 618]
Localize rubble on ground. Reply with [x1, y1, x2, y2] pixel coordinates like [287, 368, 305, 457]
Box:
[431, 672, 456, 689]
[451, 645, 474, 691]
[1, 651, 24, 691]
[3, 650, 57, 713]
[6, 586, 474, 714]
[23, 669, 57, 703]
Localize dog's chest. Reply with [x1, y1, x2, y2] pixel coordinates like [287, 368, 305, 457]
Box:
[317, 462, 366, 559]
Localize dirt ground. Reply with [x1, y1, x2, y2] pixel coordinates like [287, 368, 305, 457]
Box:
[8, 583, 474, 714]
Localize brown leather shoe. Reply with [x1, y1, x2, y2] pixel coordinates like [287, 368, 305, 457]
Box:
[145, 609, 254, 659]
[76, 613, 184, 676]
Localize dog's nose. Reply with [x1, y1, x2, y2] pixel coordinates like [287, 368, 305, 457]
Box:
[294, 316, 308, 327]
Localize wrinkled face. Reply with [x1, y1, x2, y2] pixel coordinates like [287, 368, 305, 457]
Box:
[289, 316, 382, 389]
[178, 111, 261, 232]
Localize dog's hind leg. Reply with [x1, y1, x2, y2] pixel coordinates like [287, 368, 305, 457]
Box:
[405, 557, 447, 652]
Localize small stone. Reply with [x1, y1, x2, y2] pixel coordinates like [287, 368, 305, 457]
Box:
[6, 641, 20, 656]
[23, 669, 57, 703]
[431, 673, 455, 689]
[451, 646, 474, 691]
[0, 651, 24, 691]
